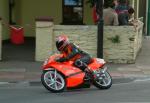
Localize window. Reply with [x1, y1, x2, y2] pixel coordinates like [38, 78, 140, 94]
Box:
[62, 0, 83, 25]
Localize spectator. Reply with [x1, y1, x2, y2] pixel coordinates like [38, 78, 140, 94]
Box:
[92, 5, 99, 24]
[113, 0, 119, 9]
[115, 0, 129, 14]
[103, 0, 119, 26]
[118, 7, 135, 25]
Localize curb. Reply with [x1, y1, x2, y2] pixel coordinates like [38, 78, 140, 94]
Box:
[1, 77, 150, 87]
[0, 77, 137, 86]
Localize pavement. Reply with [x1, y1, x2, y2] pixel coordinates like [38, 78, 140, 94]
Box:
[0, 37, 150, 83]
[109, 36, 150, 78]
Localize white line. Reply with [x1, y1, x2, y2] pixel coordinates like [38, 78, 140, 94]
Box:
[134, 78, 150, 82]
[0, 82, 9, 85]
[113, 82, 133, 86]
[116, 102, 150, 103]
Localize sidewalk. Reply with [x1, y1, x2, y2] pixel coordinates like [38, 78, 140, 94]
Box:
[0, 37, 150, 82]
[109, 36, 150, 78]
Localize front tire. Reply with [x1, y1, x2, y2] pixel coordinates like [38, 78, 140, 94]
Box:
[93, 70, 112, 89]
[41, 70, 66, 93]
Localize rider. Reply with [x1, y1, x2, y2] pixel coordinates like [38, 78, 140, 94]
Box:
[56, 35, 93, 79]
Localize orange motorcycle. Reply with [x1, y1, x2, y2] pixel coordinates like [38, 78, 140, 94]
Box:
[41, 54, 112, 93]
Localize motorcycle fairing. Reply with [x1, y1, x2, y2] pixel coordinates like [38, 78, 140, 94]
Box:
[42, 54, 105, 88]
[88, 58, 105, 71]
[43, 61, 85, 87]
[43, 61, 82, 76]
[66, 72, 85, 87]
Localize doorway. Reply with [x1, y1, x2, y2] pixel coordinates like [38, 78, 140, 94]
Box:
[2, 37, 35, 61]
[62, 0, 84, 25]
[1, 0, 36, 61]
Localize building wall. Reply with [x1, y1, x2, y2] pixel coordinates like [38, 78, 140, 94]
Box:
[83, 0, 93, 25]
[0, 0, 10, 40]
[0, 0, 146, 39]
[14, 0, 22, 25]
[13, 0, 93, 37]
[14, 0, 62, 37]
[138, 0, 146, 34]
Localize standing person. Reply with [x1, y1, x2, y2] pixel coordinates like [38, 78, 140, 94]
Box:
[92, 5, 99, 25]
[103, 0, 119, 26]
[92, 0, 104, 24]
[115, 0, 129, 14]
[118, 7, 135, 25]
[113, 0, 119, 9]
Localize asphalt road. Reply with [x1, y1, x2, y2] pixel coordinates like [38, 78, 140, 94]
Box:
[0, 78, 150, 103]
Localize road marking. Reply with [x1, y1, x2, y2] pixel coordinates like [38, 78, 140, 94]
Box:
[134, 78, 150, 82]
[116, 102, 150, 103]
[0, 82, 9, 85]
[113, 82, 133, 86]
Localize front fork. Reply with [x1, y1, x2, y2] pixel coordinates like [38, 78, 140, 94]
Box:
[93, 66, 108, 79]
[101, 66, 107, 73]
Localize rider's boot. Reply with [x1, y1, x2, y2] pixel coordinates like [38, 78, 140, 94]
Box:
[84, 67, 93, 81]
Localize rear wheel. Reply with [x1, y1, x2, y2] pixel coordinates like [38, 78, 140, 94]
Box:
[41, 70, 66, 93]
[93, 70, 112, 89]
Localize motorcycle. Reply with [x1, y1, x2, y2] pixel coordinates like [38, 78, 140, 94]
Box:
[41, 53, 112, 93]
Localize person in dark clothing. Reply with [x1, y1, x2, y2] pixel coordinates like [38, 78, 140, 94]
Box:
[115, 0, 129, 14]
[56, 35, 92, 73]
[118, 7, 134, 25]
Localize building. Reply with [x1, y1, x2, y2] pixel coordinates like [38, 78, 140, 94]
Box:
[0, 0, 149, 62]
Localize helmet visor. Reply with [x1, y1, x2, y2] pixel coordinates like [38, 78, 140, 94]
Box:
[56, 41, 64, 51]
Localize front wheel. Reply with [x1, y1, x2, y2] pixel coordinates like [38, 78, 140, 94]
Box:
[41, 70, 66, 93]
[93, 70, 112, 89]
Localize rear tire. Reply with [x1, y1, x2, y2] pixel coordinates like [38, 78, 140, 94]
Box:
[93, 71, 112, 89]
[41, 70, 66, 93]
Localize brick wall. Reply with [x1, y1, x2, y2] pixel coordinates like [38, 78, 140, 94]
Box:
[54, 25, 97, 57]
[35, 21, 143, 63]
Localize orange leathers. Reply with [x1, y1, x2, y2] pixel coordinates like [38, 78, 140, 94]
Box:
[60, 43, 83, 62]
